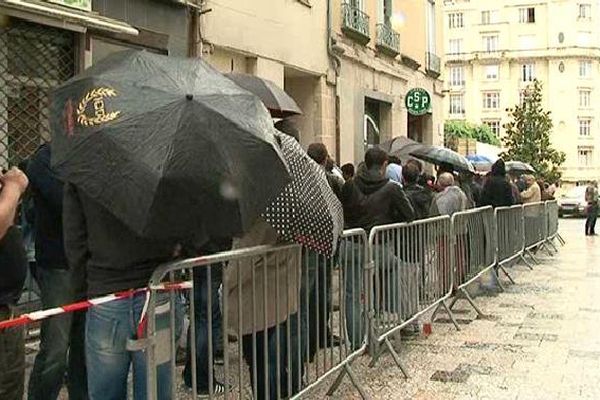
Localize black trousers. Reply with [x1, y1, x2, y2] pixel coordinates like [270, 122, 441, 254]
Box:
[586, 204, 598, 235]
[0, 307, 25, 400]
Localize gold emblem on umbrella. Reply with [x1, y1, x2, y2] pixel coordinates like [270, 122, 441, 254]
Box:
[77, 87, 121, 127]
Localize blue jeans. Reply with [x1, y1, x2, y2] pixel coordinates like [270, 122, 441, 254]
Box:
[28, 267, 87, 400]
[183, 265, 223, 390]
[85, 293, 175, 400]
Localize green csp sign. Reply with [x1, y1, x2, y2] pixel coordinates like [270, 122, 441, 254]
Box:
[405, 88, 431, 116]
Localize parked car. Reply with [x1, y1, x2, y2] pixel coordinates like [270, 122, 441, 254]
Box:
[557, 186, 588, 217]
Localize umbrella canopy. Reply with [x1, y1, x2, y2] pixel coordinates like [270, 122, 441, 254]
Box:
[378, 136, 423, 160]
[466, 154, 493, 172]
[409, 145, 475, 173]
[51, 50, 290, 240]
[225, 73, 302, 118]
[263, 132, 344, 256]
[506, 161, 536, 174]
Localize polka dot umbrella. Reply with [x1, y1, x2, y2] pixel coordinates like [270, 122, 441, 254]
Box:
[263, 133, 344, 256]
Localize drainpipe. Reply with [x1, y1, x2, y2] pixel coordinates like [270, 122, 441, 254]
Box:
[188, 0, 211, 58]
[327, 0, 342, 161]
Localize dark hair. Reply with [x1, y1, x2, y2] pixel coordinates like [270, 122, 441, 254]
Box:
[405, 159, 423, 173]
[364, 148, 388, 170]
[325, 157, 334, 172]
[402, 162, 420, 184]
[274, 119, 300, 142]
[341, 163, 355, 178]
[388, 155, 402, 165]
[307, 143, 329, 165]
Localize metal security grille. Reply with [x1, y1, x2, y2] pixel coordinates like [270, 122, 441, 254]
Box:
[0, 19, 75, 169]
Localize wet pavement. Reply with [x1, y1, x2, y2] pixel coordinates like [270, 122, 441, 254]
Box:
[317, 218, 600, 400]
[25, 218, 597, 399]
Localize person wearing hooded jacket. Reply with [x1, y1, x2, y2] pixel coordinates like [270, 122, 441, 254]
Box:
[480, 159, 515, 208]
[340, 148, 415, 349]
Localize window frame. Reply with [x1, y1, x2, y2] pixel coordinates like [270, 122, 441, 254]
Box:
[448, 12, 464, 29]
[482, 91, 500, 110]
[449, 38, 463, 54]
[484, 64, 499, 80]
[482, 34, 499, 52]
[521, 63, 536, 82]
[578, 146, 593, 166]
[579, 60, 593, 78]
[449, 65, 465, 86]
[483, 119, 501, 136]
[579, 118, 592, 136]
[519, 7, 536, 23]
[579, 89, 592, 108]
[578, 3, 592, 20]
[449, 94, 465, 115]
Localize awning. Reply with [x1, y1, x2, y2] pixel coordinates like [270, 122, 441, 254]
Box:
[0, 0, 139, 35]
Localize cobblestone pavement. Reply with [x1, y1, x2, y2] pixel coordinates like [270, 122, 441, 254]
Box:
[314, 218, 600, 400]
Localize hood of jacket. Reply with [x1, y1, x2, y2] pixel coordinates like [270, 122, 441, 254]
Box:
[354, 163, 389, 195]
[491, 159, 506, 176]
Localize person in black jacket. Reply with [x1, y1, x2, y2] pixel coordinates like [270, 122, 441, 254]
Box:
[402, 162, 433, 220]
[480, 159, 515, 208]
[0, 166, 29, 400]
[63, 183, 180, 399]
[27, 143, 88, 400]
[340, 148, 415, 349]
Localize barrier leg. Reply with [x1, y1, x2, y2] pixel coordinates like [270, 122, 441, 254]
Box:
[556, 233, 566, 246]
[431, 299, 461, 331]
[497, 264, 515, 285]
[539, 242, 554, 257]
[547, 239, 559, 253]
[493, 267, 506, 292]
[524, 249, 540, 265]
[369, 337, 410, 378]
[326, 362, 369, 400]
[459, 287, 487, 319]
[519, 253, 534, 270]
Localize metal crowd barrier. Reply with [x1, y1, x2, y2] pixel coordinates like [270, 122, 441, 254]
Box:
[143, 229, 370, 400]
[135, 202, 562, 399]
[495, 205, 531, 278]
[368, 216, 454, 372]
[545, 200, 565, 247]
[442, 206, 496, 320]
[523, 202, 552, 262]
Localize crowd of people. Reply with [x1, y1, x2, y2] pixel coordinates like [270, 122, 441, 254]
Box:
[0, 124, 554, 400]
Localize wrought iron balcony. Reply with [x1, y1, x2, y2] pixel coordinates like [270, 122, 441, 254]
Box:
[426, 52, 441, 78]
[342, 3, 370, 45]
[376, 23, 400, 56]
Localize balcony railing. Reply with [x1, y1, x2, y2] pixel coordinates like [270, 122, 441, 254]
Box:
[342, 3, 370, 44]
[376, 23, 400, 56]
[426, 52, 441, 77]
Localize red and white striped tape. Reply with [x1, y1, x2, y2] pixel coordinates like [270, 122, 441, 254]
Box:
[0, 281, 192, 331]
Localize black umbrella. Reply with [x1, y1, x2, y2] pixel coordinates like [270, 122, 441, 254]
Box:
[225, 73, 302, 118]
[51, 50, 290, 240]
[263, 132, 344, 256]
[506, 161, 535, 174]
[379, 136, 423, 161]
[409, 145, 475, 173]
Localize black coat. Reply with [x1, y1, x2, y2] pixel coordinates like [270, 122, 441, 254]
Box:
[341, 166, 415, 232]
[27, 143, 67, 269]
[481, 176, 515, 208]
[404, 183, 434, 220]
